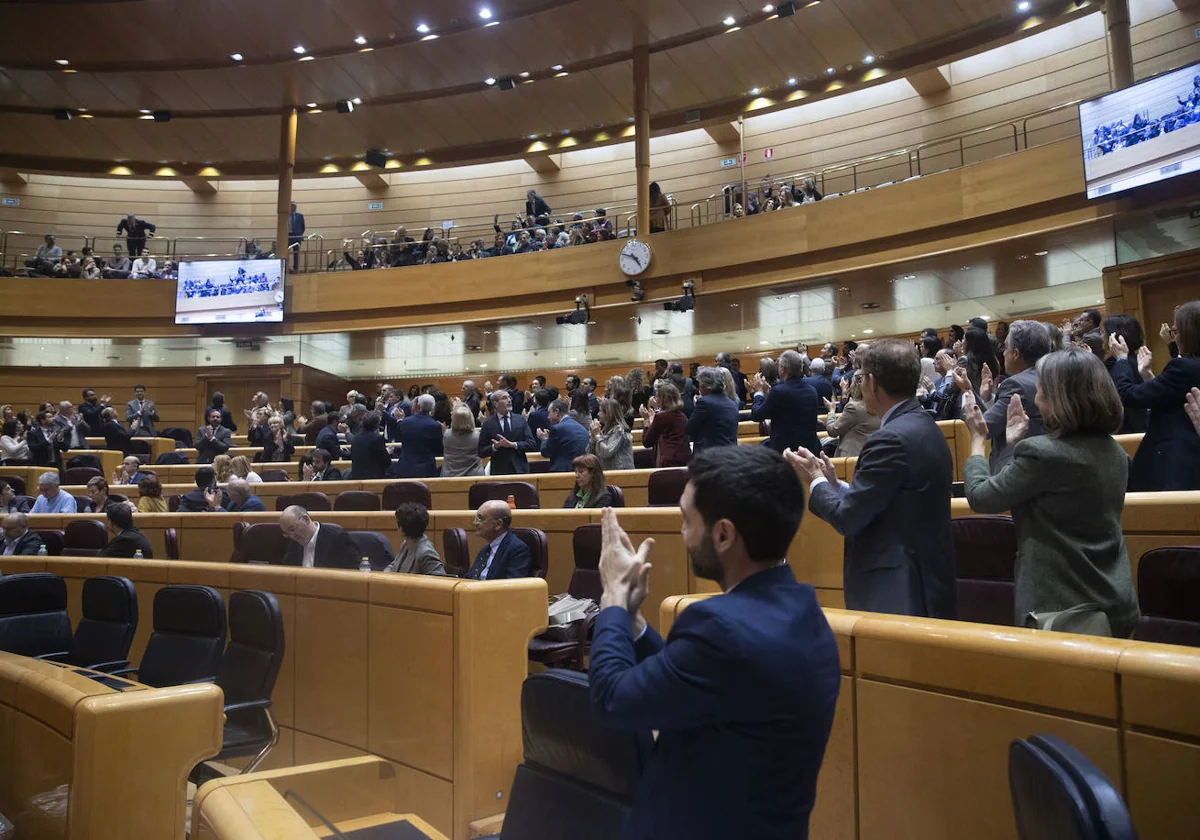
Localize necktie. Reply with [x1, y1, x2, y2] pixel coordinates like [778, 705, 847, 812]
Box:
[473, 544, 492, 580]
[502, 416, 510, 437]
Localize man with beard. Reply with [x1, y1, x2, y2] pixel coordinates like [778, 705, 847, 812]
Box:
[588, 446, 840, 840]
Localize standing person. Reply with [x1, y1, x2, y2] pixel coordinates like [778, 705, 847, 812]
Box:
[478, 391, 537, 475]
[349, 411, 393, 480]
[537, 399, 590, 472]
[116, 213, 156, 257]
[260, 416, 294, 463]
[525, 190, 551, 221]
[647, 181, 672, 233]
[1103, 313, 1150, 433]
[588, 398, 635, 471]
[822, 371, 880, 459]
[27, 410, 68, 472]
[962, 349, 1139, 636]
[101, 407, 139, 454]
[640, 382, 691, 467]
[589, 447, 840, 840]
[125, 385, 158, 437]
[0, 419, 30, 464]
[287, 201, 305, 272]
[441, 405, 484, 478]
[686, 367, 740, 455]
[395, 395, 444, 479]
[79, 388, 110, 436]
[751, 350, 821, 456]
[205, 392, 237, 432]
[196, 409, 232, 464]
[787, 339, 956, 619]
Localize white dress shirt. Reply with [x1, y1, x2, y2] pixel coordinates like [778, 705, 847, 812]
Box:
[302, 523, 321, 568]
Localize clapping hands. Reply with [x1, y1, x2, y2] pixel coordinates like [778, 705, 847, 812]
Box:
[536, 428, 550, 441]
[599, 508, 654, 632]
[979, 365, 994, 403]
[1184, 387, 1200, 436]
[1137, 345, 1154, 378]
[962, 391, 988, 440]
[783, 446, 837, 486]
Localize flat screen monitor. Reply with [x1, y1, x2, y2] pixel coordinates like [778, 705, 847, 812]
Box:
[175, 258, 285, 325]
[1079, 62, 1200, 199]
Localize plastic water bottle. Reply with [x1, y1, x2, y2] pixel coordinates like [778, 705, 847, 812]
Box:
[37, 544, 47, 556]
[133, 549, 143, 559]
[506, 494, 516, 510]
[359, 556, 372, 573]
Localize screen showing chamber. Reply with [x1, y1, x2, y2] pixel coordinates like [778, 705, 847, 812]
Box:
[175, 258, 285, 325]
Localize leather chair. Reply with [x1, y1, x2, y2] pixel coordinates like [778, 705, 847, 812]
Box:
[127, 438, 153, 457]
[234, 523, 290, 565]
[109, 493, 129, 505]
[607, 485, 625, 507]
[950, 515, 1016, 627]
[633, 447, 656, 470]
[72, 494, 94, 513]
[164, 527, 179, 560]
[116, 585, 226, 688]
[156, 451, 189, 465]
[1008, 734, 1135, 840]
[349, 531, 394, 571]
[259, 469, 290, 483]
[168, 494, 181, 513]
[36, 575, 138, 672]
[13, 495, 35, 513]
[64, 466, 102, 485]
[0, 475, 26, 495]
[647, 468, 689, 506]
[191, 590, 285, 784]
[63, 519, 109, 557]
[479, 671, 653, 840]
[0, 573, 73, 658]
[528, 524, 602, 670]
[65, 454, 102, 473]
[161, 427, 194, 448]
[382, 481, 432, 510]
[468, 481, 540, 510]
[334, 490, 382, 511]
[443, 528, 469, 578]
[275, 491, 331, 512]
[530, 460, 553, 474]
[511, 527, 549, 579]
[32, 529, 65, 556]
[1134, 545, 1200, 647]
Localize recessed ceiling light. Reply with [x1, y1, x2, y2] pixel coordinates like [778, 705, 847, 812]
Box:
[479, 6, 493, 19]
[863, 54, 875, 64]
[421, 33, 439, 40]
[519, 71, 530, 77]
[416, 23, 430, 33]
[293, 45, 307, 54]
[862, 329, 875, 334]
[723, 15, 736, 25]
[485, 77, 496, 85]
[961, 265, 971, 270]
[760, 340, 769, 345]
[527, 134, 538, 139]
[230, 53, 243, 61]
[306, 103, 317, 108]
[825, 67, 835, 75]
[139, 114, 155, 120]
[763, 3, 775, 11]
[726, 26, 740, 33]
[555, 71, 569, 77]
[55, 59, 69, 66]
[354, 35, 367, 45]
[485, 20, 500, 26]
[730, 303, 740, 308]
[1017, 0, 1031, 10]
[750, 87, 760, 95]
[351, 97, 362, 105]
[139, 109, 151, 114]
[299, 55, 314, 61]
[787, 77, 797, 85]
[551, 64, 564, 71]
[1035, 250, 1049, 256]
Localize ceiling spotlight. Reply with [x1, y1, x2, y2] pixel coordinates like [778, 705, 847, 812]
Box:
[306, 102, 317, 108]
[485, 77, 497, 85]
[787, 77, 797, 85]
[230, 53, 244, 61]
[415, 23, 431, 35]
[551, 64, 564, 71]
[1017, 0, 1031, 9]
[485, 20, 500, 26]
[421, 33, 439, 40]
[664, 280, 697, 313]
[723, 15, 736, 25]
[527, 134, 538, 140]
[139, 109, 151, 114]
[1035, 250, 1049, 256]
[519, 71, 530, 77]
[293, 45, 307, 54]
[556, 294, 590, 326]
[138, 114, 155, 120]
[336, 99, 355, 113]
[863, 54, 875, 64]
[351, 97, 362, 105]
[763, 4, 776, 11]
[825, 67, 835, 75]
[555, 71, 569, 77]
[862, 329, 875, 335]
[750, 87, 760, 95]
[354, 35, 367, 45]
[479, 6, 493, 19]
[299, 55, 314, 61]
[55, 59, 70, 66]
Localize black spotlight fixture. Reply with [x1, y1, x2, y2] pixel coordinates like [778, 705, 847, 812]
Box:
[497, 76, 517, 91]
[663, 279, 696, 312]
[152, 110, 171, 122]
[626, 279, 644, 302]
[777, 1, 796, 16]
[556, 294, 591, 325]
[336, 99, 355, 114]
[364, 148, 388, 168]
[53, 108, 72, 121]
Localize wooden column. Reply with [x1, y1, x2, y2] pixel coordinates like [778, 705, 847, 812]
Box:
[633, 45, 650, 238]
[275, 106, 298, 271]
[1106, 0, 1134, 90]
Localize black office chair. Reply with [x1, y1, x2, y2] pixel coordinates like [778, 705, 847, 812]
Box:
[607, 485, 625, 507]
[349, 531, 394, 571]
[64, 466, 102, 486]
[165, 527, 179, 560]
[191, 590, 285, 785]
[36, 575, 138, 672]
[528, 525, 602, 670]
[232, 522, 290, 565]
[156, 451, 190, 465]
[0, 573, 73, 658]
[1008, 734, 1136, 840]
[443, 528, 469, 577]
[479, 671, 653, 840]
[1134, 545, 1200, 647]
[32, 529, 65, 557]
[161, 427, 194, 448]
[510, 527, 549, 579]
[115, 585, 226, 687]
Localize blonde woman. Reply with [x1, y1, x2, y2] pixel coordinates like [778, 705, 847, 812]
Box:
[230, 455, 262, 483]
[717, 367, 740, 406]
[442, 405, 483, 477]
[212, 453, 234, 484]
[823, 371, 880, 458]
[589, 398, 634, 471]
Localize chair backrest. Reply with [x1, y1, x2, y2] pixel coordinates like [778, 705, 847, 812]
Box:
[529, 460, 553, 474]
[646, 468, 688, 506]
[0, 573, 73, 657]
[511, 527, 549, 580]
[216, 590, 285, 707]
[236, 523, 291, 565]
[633, 447, 656, 469]
[499, 671, 653, 840]
[69, 575, 138, 669]
[137, 585, 227, 688]
[1008, 734, 1136, 840]
[64, 466, 102, 485]
[468, 481, 540, 510]
[32, 529, 64, 556]
[606, 485, 625, 508]
[1134, 545, 1200, 647]
[570, 524, 603, 602]
[951, 515, 1017, 627]
[382, 481, 432, 510]
[109, 493, 128, 504]
[156, 451, 189, 465]
[168, 494, 181, 513]
[164, 527, 179, 560]
[162, 427, 194, 448]
[65, 454, 102, 472]
[443, 528, 469, 578]
[127, 438, 153, 456]
[72, 495, 94, 514]
[334, 490, 382, 511]
[259, 469, 290, 483]
[349, 531, 394, 571]
[275, 491, 330, 512]
[63, 519, 109, 557]
[0, 475, 26, 495]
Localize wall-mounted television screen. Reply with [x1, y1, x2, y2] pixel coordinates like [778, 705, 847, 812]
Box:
[175, 258, 285, 325]
[1080, 62, 1200, 199]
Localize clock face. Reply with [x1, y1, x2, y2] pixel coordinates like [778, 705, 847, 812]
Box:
[619, 239, 652, 276]
[274, 290, 285, 303]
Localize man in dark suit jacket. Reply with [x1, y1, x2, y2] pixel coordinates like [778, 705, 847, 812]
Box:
[177, 467, 228, 513]
[751, 350, 822, 456]
[461, 380, 483, 425]
[27, 411, 68, 473]
[297, 401, 330, 445]
[526, 391, 551, 437]
[582, 377, 601, 418]
[804, 358, 835, 403]
[350, 411, 393, 480]
[205, 392, 238, 433]
[1, 513, 45, 556]
[464, 500, 533, 579]
[201, 478, 265, 513]
[537, 400, 590, 471]
[102, 410, 139, 456]
[125, 385, 158, 437]
[279, 506, 362, 569]
[500, 375, 525, 415]
[79, 389, 108, 437]
[686, 368, 740, 455]
[790, 340, 956, 619]
[196, 409, 232, 464]
[978, 319, 1049, 470]
[315, 421, 343, 461]
[589, 447, 840, 840]
[100, 504, 153, 558]
[395, 395, 444, 479]
[478, 391, 537, 475]
[303, 449, 343, 482]
[287, 201, 305, 272]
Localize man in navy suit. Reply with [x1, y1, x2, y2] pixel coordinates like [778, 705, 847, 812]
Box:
[478, 391, 537, 475]
[395, 394, 445, 478]
[804, 357, 835, 404]
[525, 390, 551, 437]
[464, 500, 533, 579]
[536, 399, 589, 471]
[315, 417, 343, 461]
[590, 446, 840, 840]
[500, 374, 525, 415]
[751, 350, 822, 455]
[788, 339, 956, 619]
[685, 367, 740, 454]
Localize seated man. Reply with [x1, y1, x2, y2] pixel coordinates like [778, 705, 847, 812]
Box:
[302, 448, 342, 482]
[177, 467, 228, 513]
[536, 398, 590, 471]
[1, 480, 33, 515]
[111, 455, 149, 486]
[102, 244, 132, 279]
[279, 505, 361, 569]
[196, 409, 232, 464]
[464, 499, 532, 580]
[1, 513, 45, 556]
[204, 477, 265, 513]
[383, 502, 447, 576]
[24, 234, 62, 277]
[589, 446, 840, 840]
[100, 504, 153, 558]
[30, 472, 78, 514]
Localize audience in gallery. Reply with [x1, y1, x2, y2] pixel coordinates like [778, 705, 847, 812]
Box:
[465, 499, 533, 580]
[99, 502, 153, 559]
[563, 454, 620, 509]
[962, 349, 1139, 637]
[1, 512, 44, 556]
[383, 503, 447, 575]
[1089, 74, 1200, 156]
[537, 399, 591, 472]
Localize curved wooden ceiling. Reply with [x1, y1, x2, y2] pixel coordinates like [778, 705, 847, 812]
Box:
[0, 0, 1094, 175]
